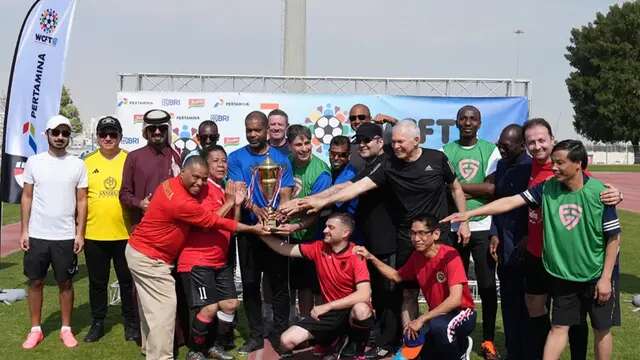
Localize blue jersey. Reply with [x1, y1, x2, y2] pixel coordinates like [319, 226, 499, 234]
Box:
[333, 164, 358, 215]
[228, 145, 294, 224]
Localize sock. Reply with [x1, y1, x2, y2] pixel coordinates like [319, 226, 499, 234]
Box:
[478, 287, 498, 341]
[191, 313, 213, 351]
[215, 311, 235, 348]
[527, 314, 550, 360]
[31, 326, 42, 333]
[348, 317, 374, 354]
[568, 323, 588, 360]
[61, 325, 72, 332]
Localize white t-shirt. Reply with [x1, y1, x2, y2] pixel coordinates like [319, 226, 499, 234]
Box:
[23, 152, 88, 240]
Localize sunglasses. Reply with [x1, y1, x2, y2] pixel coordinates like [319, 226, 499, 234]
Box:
[146, 125, 168, 133]
[50, 129, 71, 138]
[330, 151, 349, 158]
[356, 136, 380, 144]
[349, 114, 369, 121]
[199, 134, 220, 142]
[98, 132, 119, 139]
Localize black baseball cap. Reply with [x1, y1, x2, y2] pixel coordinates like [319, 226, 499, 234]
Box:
[352, 122, 383, 143]
[96, 116, 122, 133]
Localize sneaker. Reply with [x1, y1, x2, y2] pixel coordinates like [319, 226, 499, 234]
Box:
[83, 320, 105, 342]
[22, 329, 44, 349]
[238, 337, 264, 355]
[364, 346, 392, 359]
[185, 350, 208, 360]
[59, 328, 78, 348]
[338, 339, 357, 358]
[208, 345, 234, 360]
[480, 340, 500, 360]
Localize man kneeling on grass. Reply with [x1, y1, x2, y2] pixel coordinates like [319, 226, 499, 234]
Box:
[442, 139, 621, 360]
[354, 214, 476, 360]
[259, 212, 373, 359]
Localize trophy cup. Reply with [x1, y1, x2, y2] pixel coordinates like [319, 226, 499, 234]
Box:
[252, 155, 284, 228]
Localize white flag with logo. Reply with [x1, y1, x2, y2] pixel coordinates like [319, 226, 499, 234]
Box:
[1, 0, 77, 202]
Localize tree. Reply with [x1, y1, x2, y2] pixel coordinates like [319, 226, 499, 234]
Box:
[59, 86, 82, 134]
[565, 2, 640, 164]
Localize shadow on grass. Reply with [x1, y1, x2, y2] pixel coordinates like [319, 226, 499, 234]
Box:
[619, 273, 640, 294]
[0, 260, 18, 271]
[41, 302, 93, 335]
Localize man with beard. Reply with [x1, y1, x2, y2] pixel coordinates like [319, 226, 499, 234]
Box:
[227, 111, 294, 354]
[20, 115, 88, 349]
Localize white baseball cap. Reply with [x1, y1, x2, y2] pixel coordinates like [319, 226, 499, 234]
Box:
[46, 115, 71, 130]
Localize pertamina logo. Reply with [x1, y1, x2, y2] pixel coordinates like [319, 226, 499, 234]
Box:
[22, 121, 37, 154]
[188, 98, 205, 108]
[559, 204, 582, 231]
[458, 159, 480, 181]
[117, 98, 154, 107]
[213, 98, 249, 107]
[34, 8, 59, 46]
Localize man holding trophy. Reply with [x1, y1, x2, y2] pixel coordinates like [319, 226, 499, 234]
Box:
[227, 111, 294, 354]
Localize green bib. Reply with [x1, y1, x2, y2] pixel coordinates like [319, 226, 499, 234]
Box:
[443, 139, 496, 221]
[541, 177, 606, 282]
[289, 154, 331, 242]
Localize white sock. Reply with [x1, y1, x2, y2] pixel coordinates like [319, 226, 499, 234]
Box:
[61, 325, 71, 332]
[31, 325, 42, 333]
[217, 311, 235, 323]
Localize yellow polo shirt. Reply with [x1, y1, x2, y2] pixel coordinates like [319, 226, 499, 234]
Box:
[84, 149, 130, 240]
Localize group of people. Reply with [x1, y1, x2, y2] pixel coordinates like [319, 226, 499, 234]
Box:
[18, 102, 623, 360]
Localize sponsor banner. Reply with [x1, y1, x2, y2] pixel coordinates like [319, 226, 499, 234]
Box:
[115, 92, 528, 163]
[1, 0, 77, 202]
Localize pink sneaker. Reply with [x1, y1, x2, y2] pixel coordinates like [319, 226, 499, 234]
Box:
[22, 330, 44, 349]
[59, 328, 78, 348]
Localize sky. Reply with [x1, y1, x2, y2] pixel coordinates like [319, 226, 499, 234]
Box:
[0, 0, 626, 140]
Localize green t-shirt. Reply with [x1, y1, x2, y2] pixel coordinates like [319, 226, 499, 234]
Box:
[289, 154, 331, 242]
[522, 176, 621, 282]
[443, 139, 498, 222]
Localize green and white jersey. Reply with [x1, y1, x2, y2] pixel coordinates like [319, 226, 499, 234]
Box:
[443, 139, 501, 231]
[521, 176, 621, 282]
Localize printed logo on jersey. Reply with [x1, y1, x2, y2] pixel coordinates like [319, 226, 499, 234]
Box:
[559, 204, 582, 230]
[436, 271, 446, 283]
[292, 176, 303, 198]
[104, 176, 117, 190]
[458, 159, 480, 181]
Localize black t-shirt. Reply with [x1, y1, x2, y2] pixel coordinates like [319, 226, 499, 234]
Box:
[366, 148, 456, 228]
[353, 152, 398, 256]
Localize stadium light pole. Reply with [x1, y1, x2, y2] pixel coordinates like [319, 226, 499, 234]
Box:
[514, 29, 524, 78]
[282, 0, 307, 92]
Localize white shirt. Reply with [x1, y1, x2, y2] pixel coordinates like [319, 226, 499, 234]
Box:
[23, 152, 88, 240]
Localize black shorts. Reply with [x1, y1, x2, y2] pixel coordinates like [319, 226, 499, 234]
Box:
[524, 251, 551, 295]
[451, 230, 496, 289]
[396, 227, 419, 290]
[550, 276, 618, 330]
[181, 265, 237, 309]
[23, 237, 78, 283]
[295, 309, 351, 344]
[289, 257, 319, 292]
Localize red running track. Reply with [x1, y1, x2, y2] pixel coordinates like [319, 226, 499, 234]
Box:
[592, 172, 640, 213]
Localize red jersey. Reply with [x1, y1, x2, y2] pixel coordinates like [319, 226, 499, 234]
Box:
[177, 180, 234, 272]
[397, 245, 475, 310]
[300, 241, 370, 303]
[526, 160, 554, 257]
[128, 177, 237, 264]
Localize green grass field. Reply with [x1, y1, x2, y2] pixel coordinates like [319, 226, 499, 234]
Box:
[588, 164, 640, 172]
[2, 202, 20, 225]
[1, 211, 640, 359]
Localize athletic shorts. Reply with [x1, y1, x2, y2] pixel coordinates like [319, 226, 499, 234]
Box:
[524, 251, 551, 295]
[180, 265, 237, 309]
[23, 237, 78, 283]
[549, 276, 619, 330]
[396, 227, 419, 290]
[295, 309, 351, 344]
[451, 230, 496, 289]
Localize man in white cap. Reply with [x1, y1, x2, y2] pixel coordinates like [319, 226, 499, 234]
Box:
[20, 115, 88, 349]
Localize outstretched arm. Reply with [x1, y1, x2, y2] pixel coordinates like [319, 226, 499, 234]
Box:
[442, 194, 527, 224]
[259, 235, 303, 258]
[353, 245, 402, 283]
[300, 177, 377, 214]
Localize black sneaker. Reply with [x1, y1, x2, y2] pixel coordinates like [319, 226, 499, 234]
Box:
[208, 345, 234, 360]
[238, 337, 264, 355]
[185, 350, 208, 360]
[124, 324, 141, 345]
[83, 320, 105, 342]
[339, 339, 358, 358]
[364, 346, 392, 359]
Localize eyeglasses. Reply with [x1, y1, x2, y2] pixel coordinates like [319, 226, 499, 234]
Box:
[146, 125, 168, 133]
[199, 134, 220, 142]
[50, 129, 71, 138]
[330, 151, 349, 158]
[349, 114, 369, 121]
[98, 132, 119, 139]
